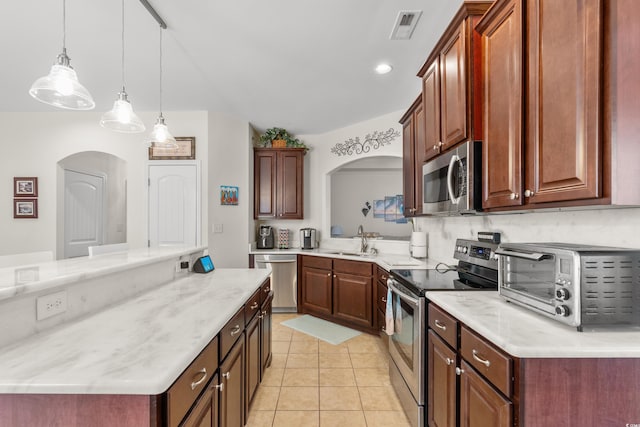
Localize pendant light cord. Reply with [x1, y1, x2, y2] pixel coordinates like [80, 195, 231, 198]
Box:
[121, 0, 125, 90]
[62, 0, 66, 50]
[159, 26, 163, 115]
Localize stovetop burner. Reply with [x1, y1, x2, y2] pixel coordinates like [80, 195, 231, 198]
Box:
[389, 238, 499, 297]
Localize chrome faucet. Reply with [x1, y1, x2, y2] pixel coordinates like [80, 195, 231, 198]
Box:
[357, 225, 368, 253]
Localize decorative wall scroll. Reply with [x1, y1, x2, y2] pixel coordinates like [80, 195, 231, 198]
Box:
[330, 128, 400, 157]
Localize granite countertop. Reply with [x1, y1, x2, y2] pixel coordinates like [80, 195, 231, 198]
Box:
[426, 291, 640, 358]
[250, 247, 442, 271]
[0, 268, 270, 395]
[0, 246, 206, 300]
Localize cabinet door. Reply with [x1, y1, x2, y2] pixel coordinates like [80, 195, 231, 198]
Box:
[220, 336, 245, 427]
[260, 294, 273, 376]
[423, 59, 442, 161]
[253, 151, 277, 218]
[413, 102, 425, 215]
[332, 272, 373, 328]
[244, 315, 260, 415]
[277, 150, 304, 219]
[480, 0, 523, 209]
[427, 331, 457, 427]
[440, 22, 468, 150]
[402, 115, 416, 217]
[181, 374, 219, 427]
[525, 0, 602, 204]
[459, 361, 511, 427]
[301, 266, 333, 316]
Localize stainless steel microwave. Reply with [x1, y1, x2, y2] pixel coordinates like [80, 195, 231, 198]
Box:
[422, 140, 482, 215]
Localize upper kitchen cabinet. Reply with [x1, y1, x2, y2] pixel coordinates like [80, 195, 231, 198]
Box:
[253, 148, 305, 219]
[400, 95, 425, 217]
[416, 1, 493, 162]
[479, 0, 640, 210]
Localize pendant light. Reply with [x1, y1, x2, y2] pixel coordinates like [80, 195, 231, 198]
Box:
[29, 0, 95, 110]
[146, 26, 177, 148]
[100, 0, 145, 133]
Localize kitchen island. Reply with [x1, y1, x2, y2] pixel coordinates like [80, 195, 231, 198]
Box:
[0, 267, 271, 426]
[425, 291, 640, 426]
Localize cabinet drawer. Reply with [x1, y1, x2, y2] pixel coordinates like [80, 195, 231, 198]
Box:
[460, 326, 512, 397]
[376, 266, 389, 285]
[428, 304, 458, 348]
[302, 255, 332, 270]
[245, 288, 261, 323]
[259, 278, 272, 304]
[377, 281, 389, 313]
[220, 308, 246, 360]
[334, 259, 372, 276]
[166, 336, 218, 427]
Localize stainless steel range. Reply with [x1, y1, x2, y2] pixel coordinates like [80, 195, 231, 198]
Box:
[387, 238, 499, 427]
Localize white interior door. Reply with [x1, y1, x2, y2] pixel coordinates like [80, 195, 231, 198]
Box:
[148, 163, 199, 247]
[64, 170, 106, 258]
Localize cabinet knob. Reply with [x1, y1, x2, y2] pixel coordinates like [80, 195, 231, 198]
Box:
[222, 371, 231, 380]
[381, 297, 387, 303]
[327, 273, 331, 277]
[455, 367, 464, 376]
[333, 274, 337, 278]
[509, 192, 519, 200]
[214, 383, 224, 392]
[445, 357, 454, 366]
[524, 189, 535, 197]
[433, 144, 439, 151]
[250, 302, 259, 309]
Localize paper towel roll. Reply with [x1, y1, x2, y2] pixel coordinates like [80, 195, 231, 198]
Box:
[411, 231, 427, 246]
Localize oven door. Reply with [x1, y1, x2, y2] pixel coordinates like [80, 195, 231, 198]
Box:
[387, 279, 425, 404]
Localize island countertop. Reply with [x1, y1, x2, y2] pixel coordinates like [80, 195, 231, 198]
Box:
[0, 268, 270, 395]
[425, 291, 640, 358]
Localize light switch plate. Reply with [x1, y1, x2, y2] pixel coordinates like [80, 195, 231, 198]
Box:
[213, 223, 223, 233]
[36, 290, 68, 320]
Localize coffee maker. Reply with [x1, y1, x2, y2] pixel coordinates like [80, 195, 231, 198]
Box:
[257, 225, 274, 249]
[300, 228, 317, 249]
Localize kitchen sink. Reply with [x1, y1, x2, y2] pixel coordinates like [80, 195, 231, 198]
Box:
[321, 250, 374, 258]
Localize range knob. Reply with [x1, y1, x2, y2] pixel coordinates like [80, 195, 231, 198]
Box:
[462, 246, 468, 254]
[556, 288, 570, 301]
[555, 305, 571, 317]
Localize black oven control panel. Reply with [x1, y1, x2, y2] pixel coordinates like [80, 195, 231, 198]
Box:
[454, 239, 499, 270]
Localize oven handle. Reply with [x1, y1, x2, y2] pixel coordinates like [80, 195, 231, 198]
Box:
[446, 154, 461, 205]
[495, 248, 552, 261]
[387, 279, 419, 306]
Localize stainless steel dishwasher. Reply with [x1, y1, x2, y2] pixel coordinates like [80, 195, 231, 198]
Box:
[254, 254, 297, 312]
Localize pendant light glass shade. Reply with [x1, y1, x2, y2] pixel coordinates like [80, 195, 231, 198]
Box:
[147, 27, 177, 149]
[100, 90, 145, 133]
[29, 0, 94, 110]
[101, 0, 145, 133]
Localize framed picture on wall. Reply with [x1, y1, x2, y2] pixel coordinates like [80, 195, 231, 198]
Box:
[14, 198, 38, 218]
[148, 137, 196, 160]
[220, 185, 239, 205]
[14, 177, 38, 197]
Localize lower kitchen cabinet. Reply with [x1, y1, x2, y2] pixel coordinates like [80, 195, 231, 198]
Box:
[299, 255, 375, 332]
[219, 336, 245, 427]
[459, 360, 511, 427]
[375, 266, 390, 348]
[260, 293, 273, 375]
[245, 314, 260, 413]
[181, 373, 220, 427]
[427, 331, 457, 427]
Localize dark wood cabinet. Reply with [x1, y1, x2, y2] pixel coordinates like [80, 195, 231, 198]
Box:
[375, 266, 390, 347]
[244, 315, 260, 413]
[298, 255, 375, 333]
[427, 331, 457, 427]
[219, 335, 245, 427]
[416, 2, 491, 157]
[253, 148, 304, 219]
[459, 360, 511, 427]
[400, 95, 425, 217]
[182, 373, 219, 427]
[260, 293, 273, 376]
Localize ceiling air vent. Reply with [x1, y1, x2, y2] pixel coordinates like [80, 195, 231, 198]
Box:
[390, 10, 423, 40]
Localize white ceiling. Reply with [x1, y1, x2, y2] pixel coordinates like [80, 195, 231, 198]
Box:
[1, 0, 463, 134]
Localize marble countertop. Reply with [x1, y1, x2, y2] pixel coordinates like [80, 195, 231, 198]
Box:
[426, 291, 640, 358]
[250, 247, 442, 271]
[0, 246, 205, 300]
[0, 268, 270, 395]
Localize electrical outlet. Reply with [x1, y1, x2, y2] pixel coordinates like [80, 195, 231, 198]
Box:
[175, 261, 182, 272]
[213, 223, 223, 233]
[36, 291, 68, 320]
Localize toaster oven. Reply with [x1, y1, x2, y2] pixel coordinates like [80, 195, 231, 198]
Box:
[496, 242, 640, 331]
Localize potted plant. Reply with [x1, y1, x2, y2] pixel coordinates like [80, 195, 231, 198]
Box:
[258, 127, 308, 151]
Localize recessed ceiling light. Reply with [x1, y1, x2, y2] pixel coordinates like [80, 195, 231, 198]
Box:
[375, 63, 393, 74]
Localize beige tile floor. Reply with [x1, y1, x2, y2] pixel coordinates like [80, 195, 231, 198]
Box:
[246, 313, 412, 427]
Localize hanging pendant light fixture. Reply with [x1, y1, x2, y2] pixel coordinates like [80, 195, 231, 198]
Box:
[29, 0, 95, 110]
[100, 0, 145, 133]
[146, 26, 177, 148]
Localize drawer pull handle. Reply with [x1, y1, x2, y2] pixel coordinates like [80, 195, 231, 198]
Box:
[262, 310, 267, 315]
[190, 368, 207, 390]
[264, 287, 271, 293]
[434, 319, 447, 331]
[223, 371, 231, 380]
[455, 367, 464, 376]
[472, 349, 491, 367]
[230, 325, 241, 336]
[445, 357, 453, 366]
[250, 302, 259, 309]
[381, 275, 387, 281]
[381, 297, 387, 303]
[214, 383, 224, 392]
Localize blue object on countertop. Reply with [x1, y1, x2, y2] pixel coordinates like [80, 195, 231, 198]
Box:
[193, 255, 214, 273]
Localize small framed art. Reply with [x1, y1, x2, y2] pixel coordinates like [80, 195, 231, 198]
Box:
[220, 186, 239, 205]
[148, 137, 196, 160]
[14, 198, 38, 218]
[14, 177, 38, 197]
